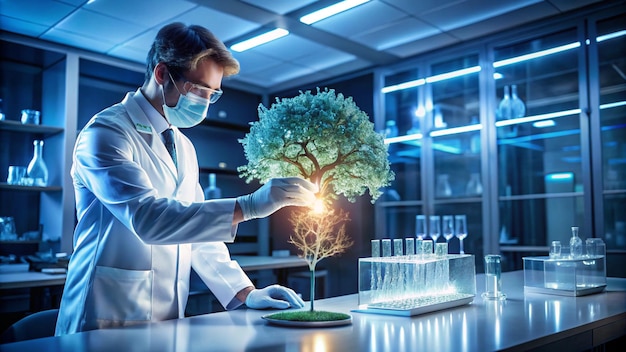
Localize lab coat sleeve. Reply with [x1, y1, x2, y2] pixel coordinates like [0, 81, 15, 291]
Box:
[191, 242, 253, 309]
[73, 115, 236, 245]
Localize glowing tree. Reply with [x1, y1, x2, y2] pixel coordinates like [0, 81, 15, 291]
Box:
[239, 88, 394, 315]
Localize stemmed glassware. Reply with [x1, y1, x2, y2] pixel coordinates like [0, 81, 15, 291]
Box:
[429, 215, 441, 243]
[415, 215, 426, 240]
[442, 215, 455, 243]
[455, 215, 468, 254]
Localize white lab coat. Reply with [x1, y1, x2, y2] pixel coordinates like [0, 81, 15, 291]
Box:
[55, 90, 253, 335]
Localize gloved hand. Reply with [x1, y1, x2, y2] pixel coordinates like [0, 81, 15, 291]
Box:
[245, 284, 305, 309]
[237, 177, 318, 221]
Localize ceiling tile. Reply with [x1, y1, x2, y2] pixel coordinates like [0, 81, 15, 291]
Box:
[292, 47, 355, 72]
[1, 0, 76, 28]
[167, 6, 260, 42]
[311, 1, 405, 38]
[412, 0, 544, 31]
[107, 44, 149, 64]
[118, 29, 161, 53]
[352, 17, 442, 50]
[232, 51, 282, 75]
[448, 2, 559, 41]
[246, 34, 329, 61]
[241, 0, 319, 15]
[84, 0, 197, 27]
[384, 32, 460, 58]
[0, 16, 50, 37]
[53, 8, 145, 44]
[42, 28, 117, 53]
[548, 0, 602, 12]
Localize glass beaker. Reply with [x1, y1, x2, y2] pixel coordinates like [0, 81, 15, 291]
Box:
[550, 241, 562, 259]
[482, 254, 506, 300]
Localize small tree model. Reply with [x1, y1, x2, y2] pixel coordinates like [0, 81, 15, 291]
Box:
[239, 88, 394, 321]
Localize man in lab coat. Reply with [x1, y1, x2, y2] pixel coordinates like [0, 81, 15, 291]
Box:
[55, 22, 317, 335]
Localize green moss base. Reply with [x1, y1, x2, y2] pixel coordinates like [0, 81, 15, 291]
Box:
[265, 310, 350, 322]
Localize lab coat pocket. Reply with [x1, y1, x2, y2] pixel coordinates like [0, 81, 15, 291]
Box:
[92, 266, 153, 323]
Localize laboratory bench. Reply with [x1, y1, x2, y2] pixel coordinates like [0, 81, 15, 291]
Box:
[0, 270, 624, 351]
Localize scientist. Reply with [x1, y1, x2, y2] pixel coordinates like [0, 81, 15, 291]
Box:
[55, 22, 317, 335]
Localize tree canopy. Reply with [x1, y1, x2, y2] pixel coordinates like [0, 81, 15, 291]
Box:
[238, 88, 394, 203]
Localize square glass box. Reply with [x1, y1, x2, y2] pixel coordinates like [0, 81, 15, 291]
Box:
[523, 245, 607, 296]
[357, 254, 476, 316]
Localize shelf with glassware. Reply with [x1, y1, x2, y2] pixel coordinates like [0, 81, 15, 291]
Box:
[492, 25, 590, 253]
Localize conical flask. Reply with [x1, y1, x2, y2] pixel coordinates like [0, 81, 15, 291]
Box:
[27, 140, 49, 187]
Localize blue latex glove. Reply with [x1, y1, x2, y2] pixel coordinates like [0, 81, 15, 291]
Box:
[245, 285, 305, 309]
[237, 177, 318, 221]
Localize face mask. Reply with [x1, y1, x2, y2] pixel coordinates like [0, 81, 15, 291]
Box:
[161, 76, 210, 128]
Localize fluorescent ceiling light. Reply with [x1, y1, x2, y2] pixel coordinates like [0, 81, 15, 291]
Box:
[597, 30, 626, 42]
[381, 79, 425, 93]
[546, 172, 574, 181]
[600, 100, 626, 110]
[300, 0, 370, 25]
[493, 42, 580, 68]
[532, 120, 555, 128]
[496, 109, 581, 127]
[426, 66, 481, 83]
[430, 123, 482, 137]
[384, 133, 423, 145]
[230, 28, 289, 52]
[382, 31, 625, 94]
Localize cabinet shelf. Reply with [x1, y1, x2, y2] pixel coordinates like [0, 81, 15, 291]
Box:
[0, 183, 62, 192]
[0, 120, 63, 137]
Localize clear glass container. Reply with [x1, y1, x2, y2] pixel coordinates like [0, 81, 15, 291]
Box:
[523, 241, 606, 296]
[358, 249, 476, 316]
[26, 140, 48, 187]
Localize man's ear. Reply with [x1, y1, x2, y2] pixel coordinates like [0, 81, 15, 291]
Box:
[154, 63, 168, 85]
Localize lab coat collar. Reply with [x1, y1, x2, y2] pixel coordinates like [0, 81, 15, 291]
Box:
[121, 89, 179, 178]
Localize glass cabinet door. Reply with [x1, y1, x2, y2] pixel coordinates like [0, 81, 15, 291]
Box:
[377, 68, 423, 239]
[594, 15, 626, 250]
[494, 28, 585, 247]
[429, 54, 483, 258]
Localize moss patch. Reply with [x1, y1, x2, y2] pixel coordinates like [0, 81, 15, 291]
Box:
[265, 311, 350, 322]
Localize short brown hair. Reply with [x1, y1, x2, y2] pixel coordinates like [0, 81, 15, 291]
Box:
[145, 22, 240, 81]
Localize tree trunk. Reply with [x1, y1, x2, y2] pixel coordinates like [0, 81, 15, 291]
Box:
[309, 269, 316, 312]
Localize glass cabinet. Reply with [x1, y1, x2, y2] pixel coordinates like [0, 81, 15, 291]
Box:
[375, 3, 626, 273]
[592, 13, 626, 250]
[376, 52, 485, 269]
[494, 28, 584, 249]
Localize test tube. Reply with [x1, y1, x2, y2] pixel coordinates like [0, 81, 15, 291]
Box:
[422, 239, 433, 256]
[482, 254, 506, 300]
[405, 237, 415, 256]
[435, 242, 448, 257]
[382, 239, 392, 257]
[416, 237, 424, 257]
[394, 239, 404, 256]
[371, 239, 380, 258]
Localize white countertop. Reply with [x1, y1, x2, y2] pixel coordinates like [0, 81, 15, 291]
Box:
[1, 270, 624, 351]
